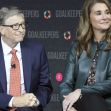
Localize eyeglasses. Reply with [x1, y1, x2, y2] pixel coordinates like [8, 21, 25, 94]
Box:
[2, 23, 25, 30]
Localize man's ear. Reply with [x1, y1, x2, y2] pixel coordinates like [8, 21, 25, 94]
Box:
[0, 26, 5, 35]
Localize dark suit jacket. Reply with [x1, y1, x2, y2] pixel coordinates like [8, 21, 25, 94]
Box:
[60, 40, 111, 110]
[0, 38, 52, 111]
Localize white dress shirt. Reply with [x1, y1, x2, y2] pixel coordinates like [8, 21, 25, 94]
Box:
[1, 37, 26, 106]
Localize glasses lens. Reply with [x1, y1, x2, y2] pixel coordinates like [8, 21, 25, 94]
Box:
[13, 24, 19, 30]
[21, 23, 25, 29]
[12, 23, 25, 30]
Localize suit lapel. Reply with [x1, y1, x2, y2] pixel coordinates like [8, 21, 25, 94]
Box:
[0, 40, 7, 92]
[21, 41, 32, 92]
[75, 43, 97, 88]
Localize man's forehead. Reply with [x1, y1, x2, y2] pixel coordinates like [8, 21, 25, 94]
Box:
[4, 14, 25, 25]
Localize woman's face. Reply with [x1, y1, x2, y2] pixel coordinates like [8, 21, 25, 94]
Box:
[90, 3, 111, 32]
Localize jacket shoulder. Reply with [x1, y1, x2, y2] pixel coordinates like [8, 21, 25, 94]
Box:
[69, 40, 79, 53]
[21, 38, 44, 49]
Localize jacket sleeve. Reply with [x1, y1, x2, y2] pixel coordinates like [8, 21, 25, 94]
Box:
[35, 45, 53, 107]
[0, 93, 12, 110]
[81, 64, 111, 96]
[59, 41, 78, 101]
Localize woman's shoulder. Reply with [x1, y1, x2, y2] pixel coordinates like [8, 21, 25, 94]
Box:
[70, 40, 79, 49]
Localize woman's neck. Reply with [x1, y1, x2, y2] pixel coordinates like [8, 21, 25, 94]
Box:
[94, 30, 105, 42]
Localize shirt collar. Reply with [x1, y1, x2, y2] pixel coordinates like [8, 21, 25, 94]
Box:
[92, 39, 108, 50]
[1, 37, 21, 55]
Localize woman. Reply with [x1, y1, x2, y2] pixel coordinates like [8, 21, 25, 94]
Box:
[60, 0, 111, 111]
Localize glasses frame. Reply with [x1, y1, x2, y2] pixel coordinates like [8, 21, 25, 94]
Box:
[2, 23, 25, 30]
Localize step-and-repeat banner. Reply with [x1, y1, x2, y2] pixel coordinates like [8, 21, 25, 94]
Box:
[0, 0, 88, 111]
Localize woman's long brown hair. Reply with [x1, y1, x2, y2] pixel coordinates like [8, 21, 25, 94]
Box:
[76, 0, 111, 57]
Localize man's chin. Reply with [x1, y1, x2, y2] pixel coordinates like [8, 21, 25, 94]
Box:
[17, 37, 24, 42]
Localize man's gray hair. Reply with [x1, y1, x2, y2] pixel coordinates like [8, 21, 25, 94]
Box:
[0, 6, 24, 25]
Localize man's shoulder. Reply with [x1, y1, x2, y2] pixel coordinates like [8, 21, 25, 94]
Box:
[21, 38, 44, 48]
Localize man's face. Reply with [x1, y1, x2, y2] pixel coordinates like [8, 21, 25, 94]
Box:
[1, 14, 26, 45]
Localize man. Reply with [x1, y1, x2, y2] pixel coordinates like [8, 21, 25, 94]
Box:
[0, 6, 52, 111]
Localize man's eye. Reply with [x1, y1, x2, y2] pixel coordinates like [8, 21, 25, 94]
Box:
[13, 24, 19, 26]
